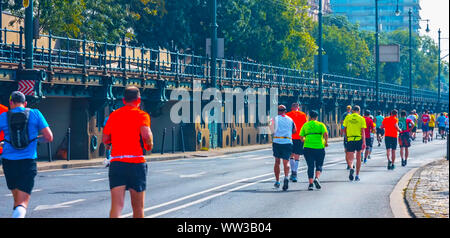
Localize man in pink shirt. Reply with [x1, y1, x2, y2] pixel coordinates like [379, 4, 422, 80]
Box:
[363, 110, 374, 164]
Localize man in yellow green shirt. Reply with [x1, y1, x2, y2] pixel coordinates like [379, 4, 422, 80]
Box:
[343, 105, 366, 181]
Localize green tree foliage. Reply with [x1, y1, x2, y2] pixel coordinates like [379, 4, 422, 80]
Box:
[313, 15, 373, 78]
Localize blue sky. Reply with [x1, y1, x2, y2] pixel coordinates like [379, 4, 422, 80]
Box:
[419, 0, 449, 62]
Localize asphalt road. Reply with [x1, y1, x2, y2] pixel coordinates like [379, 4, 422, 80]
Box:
[0, 132, 447, 218]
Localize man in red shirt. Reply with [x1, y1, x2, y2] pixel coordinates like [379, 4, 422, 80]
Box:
[0, 104, 8, 155]
[421, 110, 431, 143]
[362, 110, 374, 164]
[286, 103, 307, 182]
[103, 86, 153, 218]
[381, 110, 401, 170]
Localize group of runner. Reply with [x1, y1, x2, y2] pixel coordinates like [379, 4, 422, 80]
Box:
[270, 103, 450, 191]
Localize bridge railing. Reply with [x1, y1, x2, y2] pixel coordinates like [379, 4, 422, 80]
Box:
[0, 27, 447, 104]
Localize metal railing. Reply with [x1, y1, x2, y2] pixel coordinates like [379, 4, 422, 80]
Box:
[0, 27, 448, 104]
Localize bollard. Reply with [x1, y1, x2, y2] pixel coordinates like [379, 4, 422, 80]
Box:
[48, 142, 52, 162]
[67, 128, 71, 161]
[180, 125, 186, 153]
[172, 127, 175, 154]
[160, 128, 166, 155]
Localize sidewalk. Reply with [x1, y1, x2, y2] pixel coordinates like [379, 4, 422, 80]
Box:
[404, 159, 449, 218]
[0, 137, 344, 175]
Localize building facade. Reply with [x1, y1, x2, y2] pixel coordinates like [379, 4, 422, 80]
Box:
[329, 0, 421, 33]
[308, 0, 332, 21]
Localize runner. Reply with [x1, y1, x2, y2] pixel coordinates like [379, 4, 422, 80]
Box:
[429, 111, 435, 140]
[407, 111, 418, 140]
[375, 111, 384, 146]
[0, 91, 53, 218]
[0, 103, 8, 156]
[286, 103, 307, 183]
[398, 110, 414, 167]
[362, 110, 374, 164]
[102, 86, 153, 218]
[299, 110, 328, 191]
[437, 112, 447, 139]
[421, 110, 431, 143]
[381, 109, 401, 170]
[343, 105, 366, 181]
[341, 105, 352, 169]
[270, 105, 296, 191]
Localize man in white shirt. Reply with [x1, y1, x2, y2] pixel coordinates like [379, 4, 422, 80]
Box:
[270, 105, 297, 191]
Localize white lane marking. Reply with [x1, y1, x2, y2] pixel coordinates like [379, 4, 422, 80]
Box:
[179, 172, 207, 178]
[120, 172, 274, 218]
[33, 199, 86, 211]
[146, 162, 343, 218]
[249, 156, 273, 160]
[90, 178, 108, 182]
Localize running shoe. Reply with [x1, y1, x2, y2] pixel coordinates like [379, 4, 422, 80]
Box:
[282, 178, 289, 191]
[308, 183, 314, 191]
[355, 175, 360, 181]
[364, 158, 367, 164]
[274, 181, 280, 189]
[346, 164, 350, 170]
[388, 160, 392, 170]
[290, 172, 298, 182]
[401, 159, 406, 167]
[391, 164, 396, 170]
[349, 168, 355, 181]
[313, 178, 322, 189]
[368, 155, 371, 160]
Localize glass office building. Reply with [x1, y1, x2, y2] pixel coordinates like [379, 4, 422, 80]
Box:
[329, 0, 421, 33]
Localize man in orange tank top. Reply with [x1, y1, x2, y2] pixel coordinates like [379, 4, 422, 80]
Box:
[103, 86, 153, 218]
[286, 103, 307, 182]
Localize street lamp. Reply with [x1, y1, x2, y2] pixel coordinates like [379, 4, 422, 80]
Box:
[394, 0, 400, 16]
[318, 0, 323, 120]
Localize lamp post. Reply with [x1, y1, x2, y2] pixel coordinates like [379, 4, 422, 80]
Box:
[210, 0, 217, 88]
[318, 0, 323, 120]
[375, 0, 380, 110]
[25, 0, 34, 69]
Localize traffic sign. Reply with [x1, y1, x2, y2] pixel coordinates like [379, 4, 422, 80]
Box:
[18, 80, 35, 95]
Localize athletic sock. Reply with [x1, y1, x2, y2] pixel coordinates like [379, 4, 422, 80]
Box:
[12, 205, 27, 218]
[293, 160, 299, 174]
[289, 158, 295, 173]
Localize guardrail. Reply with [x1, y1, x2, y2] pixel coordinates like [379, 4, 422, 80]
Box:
[0, 27, 448, 104]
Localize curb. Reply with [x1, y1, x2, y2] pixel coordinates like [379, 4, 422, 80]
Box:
[390, 167, 417, 218]
[403, 159, 446, 218]
[0, 137, 344, 175]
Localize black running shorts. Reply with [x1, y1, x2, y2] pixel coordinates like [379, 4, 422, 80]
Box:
[292, 139, 304, 155]
[376, 128, 384, 136]
[1, 159, 37, 195]
[346, 140, 363, 152]
[385, 136, 398, 150]
[272, 143, 293, 160]
[109, 162, 148, 192]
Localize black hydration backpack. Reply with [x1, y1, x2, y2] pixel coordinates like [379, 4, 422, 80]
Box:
[5, 108, 37, 150]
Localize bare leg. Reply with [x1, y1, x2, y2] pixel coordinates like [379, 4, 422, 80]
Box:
[110, 186, 126, 218]
[129, 189, 145, 218]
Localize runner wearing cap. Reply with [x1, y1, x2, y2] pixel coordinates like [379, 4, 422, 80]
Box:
[343, 105, 366, 181]
[0, 91, 53, 218]
[103, 86, 153, 218]
[270, 105, 296, 191]
[286, 103, 307, 182]
[407, 111, 418, 141]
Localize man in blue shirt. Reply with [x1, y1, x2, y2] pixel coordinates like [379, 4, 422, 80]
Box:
[0, 91, 53, 218]
[437, 113, 447, 139]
